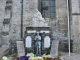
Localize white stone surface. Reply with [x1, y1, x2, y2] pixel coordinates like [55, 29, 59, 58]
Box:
[44, 36, 50, 48]
[40, 30, 50, 33]
[27, 30, 37, 33]
[31, 10, 48, 27]
[26, 36, 32, 48]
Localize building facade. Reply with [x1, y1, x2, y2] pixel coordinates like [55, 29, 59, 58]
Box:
[0, 0, 80, 52]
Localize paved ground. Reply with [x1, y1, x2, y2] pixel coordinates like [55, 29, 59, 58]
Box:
[8, 57, 13, 60]
[6, 53, 80, 60]
[60, 53, 80, 60]
[0, 48, 9, 58]
[1, 51, 80, 60]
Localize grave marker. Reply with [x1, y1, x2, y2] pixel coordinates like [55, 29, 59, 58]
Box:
[16, 41, 25, 57]
[50, 40, 59, 56]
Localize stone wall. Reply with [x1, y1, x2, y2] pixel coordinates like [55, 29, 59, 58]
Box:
[46, 0, 68, 40]
[22, 0, 38, 37]
[10, 0, 21, 40]
[56, 0, 68, 34]
[0, 0, 80, 53]
[71, 0, 80, 52]
[0, 0, 42, 45]
[49, 0, 68, 41]
[9, 0, 39, 40]
[0, 0, 69, 47]
[73, 42, 80, 52]
[0, 0, 6, 44]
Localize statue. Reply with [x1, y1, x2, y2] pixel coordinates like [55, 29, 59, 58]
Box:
[34, 32, 41, 55]
[31, 9, 48, 27]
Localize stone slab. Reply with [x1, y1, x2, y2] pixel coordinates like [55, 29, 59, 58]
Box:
[16, 41, 25, 57]
[50, 40, 59, 56]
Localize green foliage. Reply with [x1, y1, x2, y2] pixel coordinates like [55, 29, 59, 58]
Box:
[26, 26, 33, 30]
[27, 52, 34, 57]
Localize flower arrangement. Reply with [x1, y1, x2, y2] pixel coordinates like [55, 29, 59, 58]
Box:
[42, 54, 59, 60]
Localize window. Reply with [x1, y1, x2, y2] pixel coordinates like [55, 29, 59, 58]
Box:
[41, 0, 56, 18]
[5, 9, 11, 19]
[3, 24, 10, 32]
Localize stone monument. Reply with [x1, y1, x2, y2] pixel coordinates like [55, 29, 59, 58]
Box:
[16, 41, 25, 57]
[24, 9, 53, 55]
[30, 9, 49, 27]
[50, 40, 59, 56]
